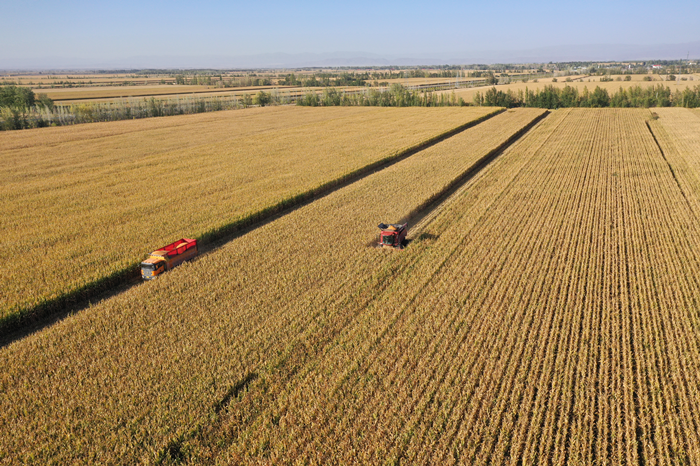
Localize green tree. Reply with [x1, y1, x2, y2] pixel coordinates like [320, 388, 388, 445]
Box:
[0, 85, 36, 110]
[589, 86, 610, 107]
[611, 87, 631, 107]
[255, 91, 271, 107]
[559, 85, 579, 107]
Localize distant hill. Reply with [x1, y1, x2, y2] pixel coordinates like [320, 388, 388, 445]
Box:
[2, 41, 698, 70]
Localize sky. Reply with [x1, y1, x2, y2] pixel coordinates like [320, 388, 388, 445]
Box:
[2, 0, 699, 68]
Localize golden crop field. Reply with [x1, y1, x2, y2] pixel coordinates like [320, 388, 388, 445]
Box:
[4, 107, 700, 465]
[185, 108, 700, 464]
[0, 106, 499, 328]
[0, 108, 546, 464]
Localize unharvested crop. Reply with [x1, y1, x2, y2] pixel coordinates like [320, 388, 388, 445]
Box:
[0, 106, 497, 326]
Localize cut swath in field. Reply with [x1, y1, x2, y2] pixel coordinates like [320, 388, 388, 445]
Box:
[0, 109, 546, 465]
[646, 107, 700, 218]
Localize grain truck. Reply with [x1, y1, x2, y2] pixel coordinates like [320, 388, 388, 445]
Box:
[140, 238, 198, 280]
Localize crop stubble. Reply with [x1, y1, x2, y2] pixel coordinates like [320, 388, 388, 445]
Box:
[3, 108, 699, 464]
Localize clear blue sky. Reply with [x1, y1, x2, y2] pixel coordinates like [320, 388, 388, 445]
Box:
[2, 0, 699, 67]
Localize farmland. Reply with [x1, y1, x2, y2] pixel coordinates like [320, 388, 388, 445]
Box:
[37, 84, 289, 102]
[0, 105, 499, 328]
[3, 107, 700, 464]
[440, 75, 700, 104]
[0, 107, 545, 463]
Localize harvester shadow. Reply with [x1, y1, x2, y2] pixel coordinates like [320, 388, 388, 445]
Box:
[405, 233, 440, 246]
[1, 110, 506, 349]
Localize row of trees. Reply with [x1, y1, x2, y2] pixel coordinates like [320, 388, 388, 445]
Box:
[174, 74, 273, 87]
[296, 84, 467, 107]
[0, 86, 54, 130]
[474, 84, 700, 109]
[280, 72, 367, 87]
[0, 91, 293, 130]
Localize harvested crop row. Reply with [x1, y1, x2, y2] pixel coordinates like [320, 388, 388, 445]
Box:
[0, 108, 546, 464]
[0, 106, 497, 325]
[196, 109, 700, 464]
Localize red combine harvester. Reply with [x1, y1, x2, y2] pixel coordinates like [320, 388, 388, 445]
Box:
[140, 238, 199, 280]
[378, 223, 408, 249]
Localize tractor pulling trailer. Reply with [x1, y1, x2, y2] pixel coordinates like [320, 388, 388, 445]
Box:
[140, 238, 199, 280]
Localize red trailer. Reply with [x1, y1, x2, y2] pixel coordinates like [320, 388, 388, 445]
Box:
[140, 238, 198, 280]
[378, 223, 408, 249]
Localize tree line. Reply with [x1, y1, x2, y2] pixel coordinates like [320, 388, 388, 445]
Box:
[473, 84, 700, 108]
[296, 84, 467, 107]
[0, 86, 294, 130]
[0, 86, 54, 130]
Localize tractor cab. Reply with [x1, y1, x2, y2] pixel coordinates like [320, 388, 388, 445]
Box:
[378, 222, 408, 249]
[140, 256, 167, 280]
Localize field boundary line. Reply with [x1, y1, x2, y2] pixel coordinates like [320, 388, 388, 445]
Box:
[0, 108, 504, 346]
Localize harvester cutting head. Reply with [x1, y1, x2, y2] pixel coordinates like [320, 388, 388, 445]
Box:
[378, 222, 408, 249]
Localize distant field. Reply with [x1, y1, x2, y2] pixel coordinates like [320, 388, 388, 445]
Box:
[37, 85, 368, 105]
[381, 76, 486, 85]
[38, 84, 290, 101]
[1, 73, 175, 86]
[0, 106, 497, 326]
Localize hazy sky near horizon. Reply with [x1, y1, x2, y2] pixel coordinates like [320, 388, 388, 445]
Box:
[2, 0, 699, 63]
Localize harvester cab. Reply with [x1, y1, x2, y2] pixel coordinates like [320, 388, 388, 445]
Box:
[378, 222, 408, 249]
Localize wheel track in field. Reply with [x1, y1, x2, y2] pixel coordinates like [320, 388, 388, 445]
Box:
[402, 110, 549, 239]
[645, 120, 695, 215]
